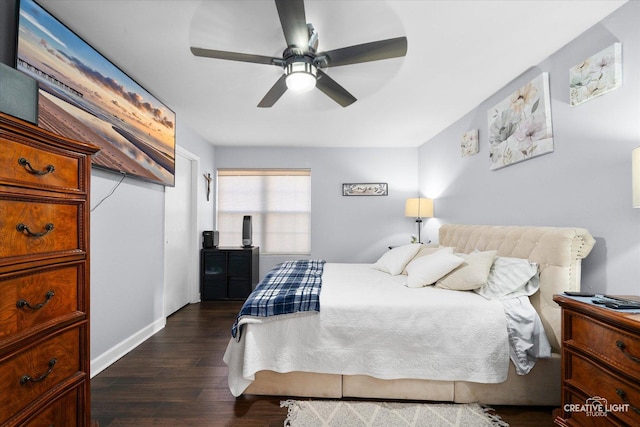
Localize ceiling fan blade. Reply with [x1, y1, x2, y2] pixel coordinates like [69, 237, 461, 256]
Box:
[191, 47, 279, 66]
[316, 70, 356, 107]
[275, 0, 309, 52]
[258, 74, 288, 108]
[319, 36, 408, 67]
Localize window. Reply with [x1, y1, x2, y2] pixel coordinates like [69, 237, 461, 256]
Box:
[216, 169, 311, 254]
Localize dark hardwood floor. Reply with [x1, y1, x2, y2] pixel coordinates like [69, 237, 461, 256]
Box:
[91, 301, 554, 426]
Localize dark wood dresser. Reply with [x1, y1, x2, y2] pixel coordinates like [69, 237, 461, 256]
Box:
[554, 294, 640, 427]
[0, 112, 99, 426]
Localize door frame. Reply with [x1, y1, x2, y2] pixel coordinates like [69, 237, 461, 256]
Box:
[163, 145, 200, 318]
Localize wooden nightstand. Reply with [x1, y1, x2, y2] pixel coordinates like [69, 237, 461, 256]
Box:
[554, 294, 640, 426]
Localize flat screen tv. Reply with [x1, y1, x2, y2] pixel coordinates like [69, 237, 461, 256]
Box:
[17, 0, 175, 186]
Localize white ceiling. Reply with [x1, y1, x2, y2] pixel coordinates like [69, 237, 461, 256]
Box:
[37, 0, 626, 148]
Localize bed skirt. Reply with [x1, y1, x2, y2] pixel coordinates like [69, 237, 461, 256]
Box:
[245, 353, 560, 405]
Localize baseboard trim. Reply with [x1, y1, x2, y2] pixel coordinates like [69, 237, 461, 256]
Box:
[90, 317, 166, 378]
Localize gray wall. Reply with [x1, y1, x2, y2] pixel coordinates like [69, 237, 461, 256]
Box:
[90, 168, 165, 359]
[90, 120, 215, 368]
[418, 1, 640, 295]
[214, 146, 419, 276]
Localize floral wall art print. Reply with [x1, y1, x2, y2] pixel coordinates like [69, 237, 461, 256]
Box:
[569, 43, 622, 106]
[487, 73, 553, 170]
[461, 129, 479, 157]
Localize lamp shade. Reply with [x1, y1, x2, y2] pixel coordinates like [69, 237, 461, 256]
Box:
[633, 147, 640, 208]
[405, 198, 433, 218]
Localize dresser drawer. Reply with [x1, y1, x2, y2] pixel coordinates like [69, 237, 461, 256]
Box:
[568, 311, 640, 381]
[0, 328, 81, 423]
[566, 350, 640, 426]
[22, 387, 79, 427]
[0, 138, 81, 193]
[0, 264, 84, 343]
[0, 197, 83, 262]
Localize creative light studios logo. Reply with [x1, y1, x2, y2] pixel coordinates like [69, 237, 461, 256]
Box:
[564, 396, 630, 417]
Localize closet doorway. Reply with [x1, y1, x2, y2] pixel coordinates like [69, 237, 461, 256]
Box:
[164, 146, 199, 317]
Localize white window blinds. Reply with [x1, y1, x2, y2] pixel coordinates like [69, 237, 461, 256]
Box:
[216, 169, 311, 254]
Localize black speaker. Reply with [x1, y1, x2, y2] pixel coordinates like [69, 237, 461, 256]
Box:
[0, 62, 38, 125]
[242, 215, 252, 247]
[203, 230, 218, 248]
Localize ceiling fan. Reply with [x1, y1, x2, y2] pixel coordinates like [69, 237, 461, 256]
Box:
[190, 0, 408, 108]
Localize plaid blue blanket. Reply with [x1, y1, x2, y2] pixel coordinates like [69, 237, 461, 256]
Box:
[231, 259, 326, 339]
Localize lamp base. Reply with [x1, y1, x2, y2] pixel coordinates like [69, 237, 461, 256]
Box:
[415, 218, 423, 244]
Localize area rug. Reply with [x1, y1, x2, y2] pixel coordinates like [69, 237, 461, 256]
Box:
[281, 399, 509, 427]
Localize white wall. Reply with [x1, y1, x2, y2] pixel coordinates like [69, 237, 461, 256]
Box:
[214, 146, 419, 276]
[89, 120, 214, 374]
[418, 1, 640, 295]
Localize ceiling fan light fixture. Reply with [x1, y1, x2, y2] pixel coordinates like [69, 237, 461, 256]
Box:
[285, 60, 317, 92]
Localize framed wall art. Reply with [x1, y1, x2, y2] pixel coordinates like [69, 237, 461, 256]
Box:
[461, 129, 479, 157]
[17, 0, 176, 186]
[342, 183, 388, 196]
[569, 42, 622, 106]
[487, 72, 553, 170]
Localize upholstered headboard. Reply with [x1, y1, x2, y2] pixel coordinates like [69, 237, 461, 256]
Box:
[438, 224, 596, 351]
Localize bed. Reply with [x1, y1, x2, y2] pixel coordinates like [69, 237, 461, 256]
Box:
[223, 224, 595, 405]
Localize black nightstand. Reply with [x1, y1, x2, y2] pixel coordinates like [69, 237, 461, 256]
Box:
[201, 247, 259, 300]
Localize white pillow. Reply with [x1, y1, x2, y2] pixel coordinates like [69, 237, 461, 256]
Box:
[372, 243, 422, 275]
[401, 246, 454, 274]
[405, 250, 465, 288]
[436, 250, 497, 291]
[474, 256, 539, 300]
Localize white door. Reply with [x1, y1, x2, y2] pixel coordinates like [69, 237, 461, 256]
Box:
[164, 146, 198, 317]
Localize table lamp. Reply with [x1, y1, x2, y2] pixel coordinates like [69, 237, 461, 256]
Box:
[405, 198, 433, 243]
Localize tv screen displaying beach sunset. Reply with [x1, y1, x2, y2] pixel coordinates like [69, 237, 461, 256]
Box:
[17, 0, 176, 186]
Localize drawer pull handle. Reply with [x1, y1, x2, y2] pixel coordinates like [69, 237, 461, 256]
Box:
[18, 157, 55, 175]
[16, 291, 55, 310]
[616, 340, 640, 363]
[16, 222, 54, 237]
[616, 388, 640, 415]
[20, 358, 57, 385]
